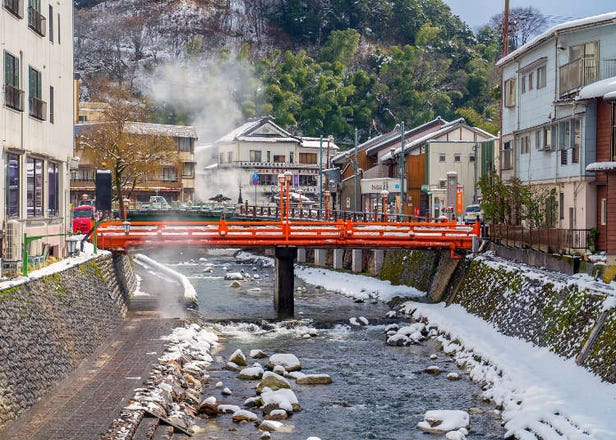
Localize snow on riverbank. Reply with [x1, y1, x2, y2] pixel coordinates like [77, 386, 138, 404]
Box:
[291, 263, 616, 439]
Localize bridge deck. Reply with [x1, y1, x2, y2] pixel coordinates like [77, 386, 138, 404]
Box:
[95, 219, 480, 259]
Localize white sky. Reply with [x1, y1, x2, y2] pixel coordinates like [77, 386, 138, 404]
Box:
[444, 0, 616, 30]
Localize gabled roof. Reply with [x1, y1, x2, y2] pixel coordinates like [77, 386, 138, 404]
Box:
[381, 118, 496, 161]
[496, 12, 616, 67]
[216, 117, 300, 144]
[74, 121, 198, 138]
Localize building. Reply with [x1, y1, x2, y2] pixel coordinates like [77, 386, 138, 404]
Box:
[1, 0, 74, 266]
[333, 118, 495, 218]
[208, 117, 339, 205]
[72, 120, 198, 207]
[497, 12, 616, 233]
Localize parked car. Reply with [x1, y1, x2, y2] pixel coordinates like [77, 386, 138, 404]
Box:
[72, 205, 97, 233]
[463, 204, 484, 224]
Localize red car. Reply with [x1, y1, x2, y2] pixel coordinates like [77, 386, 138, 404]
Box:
[72, 205, 96, 234]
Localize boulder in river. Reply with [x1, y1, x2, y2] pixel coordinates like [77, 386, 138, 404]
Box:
[416, 409, 470, 434]
[229, 349, 248, 366]
[256, 371, 291, 393]
[268, 353, 301, 371]
[295, 374, 332, 385]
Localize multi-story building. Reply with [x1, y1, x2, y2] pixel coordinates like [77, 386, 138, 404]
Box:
[209, 117, 339, 204]
[1, 0, 74, 266]
[497, 12, 616, 232]
[73, 120, 198, 207]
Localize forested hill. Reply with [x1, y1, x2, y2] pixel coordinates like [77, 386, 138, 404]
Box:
[74, 0, 507, 145]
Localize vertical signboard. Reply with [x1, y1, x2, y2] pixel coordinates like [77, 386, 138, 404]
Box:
[456, 185, 464, 215]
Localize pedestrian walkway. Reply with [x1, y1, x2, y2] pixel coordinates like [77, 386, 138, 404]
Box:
[0, 311, 178, 440]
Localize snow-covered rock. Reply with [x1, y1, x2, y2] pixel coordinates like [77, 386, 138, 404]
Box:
[224, 272, 244, 280]
[416, 410, 470, 434]
[260, 388, 301, 413]
[256, 371, 291, 393]
[232, 409, 259, 423]
[250, 349, 267, 359]
[268, 353, 301, 371]
[239, 366, 264, 380]
[295, 374, 332, 385]
[228, 349, 248, 366]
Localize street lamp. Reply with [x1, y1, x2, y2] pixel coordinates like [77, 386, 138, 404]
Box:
[277, 173, 285, 221]
[123, 220, 131, 234]
[298, 189, 303, 215]
[284, 170, 293, 222]
[381, 189, 389, 222]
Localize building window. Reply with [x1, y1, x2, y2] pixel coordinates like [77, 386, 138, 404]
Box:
[558, 120, 571, 149]
[48, 4, 53, 42]
[162, 167, 177, 181]
[273, 154, 285, 163]
[227, 151, 233, 163]
[520, 135, 530, 154]
[572, 119, 580, 163]
[266, 151, 271, 162]
[48, 162, 59, 216]
[528, 72, 534, 90]
[454, 153, 461, 162]
[75, 166, 95, 181]
[537, 65, 546, 89]
[57, 13, 60, 43]
[4, 51, 24, 111]
[182, 162, 194, 178]
[6, 153, 20, 218]
[26, 157, 44, 217]
[504, 78, 516, 107]
[502, 141, 512, 170]
[438, 153, 446, 162]
[218, 152, 224, 164]
[49, 85, 54, 123]
[601, 198, 607, 225]
[3, 0, 23, 17]
[439, 179, 446, 188]
[290, 152, 294, 163]
[28, 66, 46, 120]
[299, 152, 317, 164]
[178, 137, 192, 152]
[559, 192, 564, 220]
[249, 150, 262, 162]
[469, 154, 475, 162]
[560, 149, 568, 166]
[27, 0, 46, 36]
[521, 76, 526, 94]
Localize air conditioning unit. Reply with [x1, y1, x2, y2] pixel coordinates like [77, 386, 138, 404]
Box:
[5, 220, 23, 261]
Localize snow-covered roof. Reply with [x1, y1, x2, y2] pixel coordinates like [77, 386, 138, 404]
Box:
[300, 137, 340, 151]
[586, 161, 616, 172]
[125, 122, 198, 139]
[365, 117, 448, 156]
[576, 76, 616, 100]
[215, 117, 299, 144]
[497, 12, 616, 67]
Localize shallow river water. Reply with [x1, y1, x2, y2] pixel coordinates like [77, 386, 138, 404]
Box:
[143, 248, 506, 439]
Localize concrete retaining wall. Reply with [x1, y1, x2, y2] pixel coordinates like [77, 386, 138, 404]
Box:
[0, 254, 134, 428]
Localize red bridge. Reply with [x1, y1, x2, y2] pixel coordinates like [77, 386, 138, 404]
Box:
[94, 218, 481, 317]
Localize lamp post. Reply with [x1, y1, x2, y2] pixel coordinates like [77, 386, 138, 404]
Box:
[277, 173, 285, 221]
[298, 189, 303, 217]
[284, 170, 293, 223]
[381, 189, 389, 222]
[324, 190, 331, 219]
[123, 220, 131, 234]
[399, 122, 405, 212]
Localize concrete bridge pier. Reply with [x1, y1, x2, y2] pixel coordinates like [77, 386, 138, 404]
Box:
[274, 247, 298, 317]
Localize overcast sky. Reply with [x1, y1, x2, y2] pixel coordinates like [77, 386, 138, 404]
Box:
[444, 0, 615, 30]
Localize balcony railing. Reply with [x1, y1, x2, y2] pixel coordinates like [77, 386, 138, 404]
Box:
[559, 57, 616, 97]
[3, 0, 23, 17]
[27, 5, 45, 36]
[29, 96, 46, 120]
[4, 84, 24, 111]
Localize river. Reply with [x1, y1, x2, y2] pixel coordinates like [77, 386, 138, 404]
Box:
[141, 248, 506, 439]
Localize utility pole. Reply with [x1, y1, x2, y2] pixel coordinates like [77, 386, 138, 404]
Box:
[502, 0, 510, 57]
[354, 128, 358, 212]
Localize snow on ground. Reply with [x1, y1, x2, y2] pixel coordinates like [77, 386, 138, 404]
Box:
[133, 253, 197, 301]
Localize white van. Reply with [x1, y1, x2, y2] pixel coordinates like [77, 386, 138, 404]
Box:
[463, 204, 483, 224]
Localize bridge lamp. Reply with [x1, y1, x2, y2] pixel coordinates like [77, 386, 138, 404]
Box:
[123, 220, 131, 234]
[298, 189, 303, 211]
[278, 173, 285, 221]
[324, 190, 331, 219]
[284, 171, 293, 221]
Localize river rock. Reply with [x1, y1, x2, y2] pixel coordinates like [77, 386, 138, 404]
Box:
[260, 388, 301, 413]
[229, 349, 248, 366]
[197, 397, 219, 417]
[222, 387, 233, 396]
[416, 410, 470, 434]
[256, 371, 291, 393]
[266, 409, 288, 420]
[268, 353, 301, 371]
[250, 349, 267, 359]
[244, 396, 262, 408]
[225, 272, 244, 280]
[259, 420, 285, 431]
[447, 372, 461, 381]
[218, 404, 241, 414]
[386, 333, 409, 346]
[424, 365, 441, 375]
[260, 432, 272, 439]
[232, 409, 259, 423]
[296, 374, 332, 385]
[226, 361, 242, 371]
[239, 366, 264, 380]
[273, 365, 286, 376]
[230, 281, 242, 288]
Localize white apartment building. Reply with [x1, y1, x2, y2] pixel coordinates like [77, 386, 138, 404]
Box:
[1, 0, 74, 267]
[497, 12, 616, 230]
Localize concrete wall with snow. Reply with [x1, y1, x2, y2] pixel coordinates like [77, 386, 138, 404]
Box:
[0, 254, 134, 428]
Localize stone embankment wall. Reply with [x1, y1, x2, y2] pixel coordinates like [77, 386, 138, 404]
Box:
[0, 254, 135, 428]
[374, 249, 616, 383]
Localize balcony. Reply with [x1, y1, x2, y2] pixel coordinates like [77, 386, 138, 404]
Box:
[3, 0, 23, 18]
[27, 5, 45, 36]
[4, 85, 24, 111]
[559, 57, 616, 97]
[29, 96, 47, 120]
